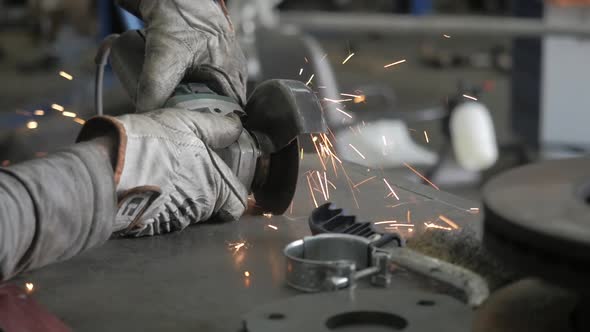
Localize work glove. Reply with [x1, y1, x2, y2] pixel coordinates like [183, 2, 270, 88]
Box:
[77, 109, 248, 237]
[116, 0, 247, 111]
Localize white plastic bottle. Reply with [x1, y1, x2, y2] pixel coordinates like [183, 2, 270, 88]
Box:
[450, 101, 498, 171]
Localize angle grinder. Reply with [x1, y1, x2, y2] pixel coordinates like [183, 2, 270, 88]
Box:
[96, 30, 327, 214]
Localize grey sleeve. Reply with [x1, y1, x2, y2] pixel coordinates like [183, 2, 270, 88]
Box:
[0, 141, 117, 280]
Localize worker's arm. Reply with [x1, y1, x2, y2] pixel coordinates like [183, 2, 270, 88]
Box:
[0, 108, 247, 280]
[0, 138, 117, 280]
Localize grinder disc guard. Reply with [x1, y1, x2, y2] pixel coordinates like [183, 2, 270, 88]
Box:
[252, 138, 299, 214]
[482, 157, 590, 290]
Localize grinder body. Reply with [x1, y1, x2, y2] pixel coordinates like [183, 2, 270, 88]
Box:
[107, 30, 327, 214]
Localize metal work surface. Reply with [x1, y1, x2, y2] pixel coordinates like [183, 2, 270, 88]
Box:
[15, 158, 479, 331]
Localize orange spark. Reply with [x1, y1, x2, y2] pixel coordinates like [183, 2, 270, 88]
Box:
[385, 224, 414, 228]
[384, 59, 406, 68]
[335, 108, 353, 119]
[34, 110, 44, 116]
[307, 175, 319, 208]
[386, 202, 413, 209]
[339, 163, 360, 209]
[311, 134, 327, 171]
[263, 213, 273, 218]
[59, 71, 73, 80]
[267, 224, 278, 230]
[324, 171, 330, 199]
[443, 34, 451, 38]
[424, 131, 430, 143]
[374, 220, 397, 225]
[342, 53, 355, 64]
[425, 223, 452, 231]
[62, 111, 76, 118]
[383, 178, 400, 200]
[25, 282, 34, 292]
[326, 180, 337, 190]
[330, 153, 338, 177]
[348, 144, 366, 159]
[228, 241, 247, 254]
[321, 133, 334, 147]
[469, 208, 480, 213]
[407, 210, 411, 223]
[317, 171, 328, 200]
[340, 93, 361, 98]
[438, 215, 459, 229]
[403, 163, 440, 190]
[327, 127, 338, 142]
[353, 95, 366, 103]
[353, 176, 376, 188]
[300, 148, 304, 160]
[244, 271, 251, 277]
[26, 121, 38, 129]
[73, 118, 86, 125]
[324, 98, 353, 104]
[51, 104, 64, 112]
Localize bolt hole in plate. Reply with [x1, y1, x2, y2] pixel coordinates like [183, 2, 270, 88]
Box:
[325, 311, 407, 331]
[417, 300, 435, 306]
[267, 313, 285, 320]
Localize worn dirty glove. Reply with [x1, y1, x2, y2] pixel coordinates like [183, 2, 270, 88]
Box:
[77, 108, 248, 237]
[116, 0, 247, 111]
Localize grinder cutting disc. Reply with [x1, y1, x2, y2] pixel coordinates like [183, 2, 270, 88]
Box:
[482, 157, 590, 291]
[245, 79, 326, 215]
[252, 138, 300, 215]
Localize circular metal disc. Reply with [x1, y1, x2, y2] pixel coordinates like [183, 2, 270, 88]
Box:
[253, 138, 299, 215]
[243, 289, 471, 332]
[483, 158, 590, 289]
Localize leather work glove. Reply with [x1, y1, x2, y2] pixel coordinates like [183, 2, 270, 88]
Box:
[77, 109, 248, 237]
[116, 0, 247, 112]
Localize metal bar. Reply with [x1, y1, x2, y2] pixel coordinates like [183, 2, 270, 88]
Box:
[280, 12, 590, 38]
[389, 247, 489, 308]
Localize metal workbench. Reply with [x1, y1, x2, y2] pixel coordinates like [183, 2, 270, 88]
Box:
[14, 158, 479, 331]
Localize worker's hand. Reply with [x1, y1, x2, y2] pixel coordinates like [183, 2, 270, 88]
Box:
[116, 0, 247, 111]
[77, 109, 248, 237]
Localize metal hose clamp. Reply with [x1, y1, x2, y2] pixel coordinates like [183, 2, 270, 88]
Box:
[284, 233, 489, 307]
[284, 234, 392, 292]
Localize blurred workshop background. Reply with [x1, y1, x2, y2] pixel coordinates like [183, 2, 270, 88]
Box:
[0, 0, 589, 202]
